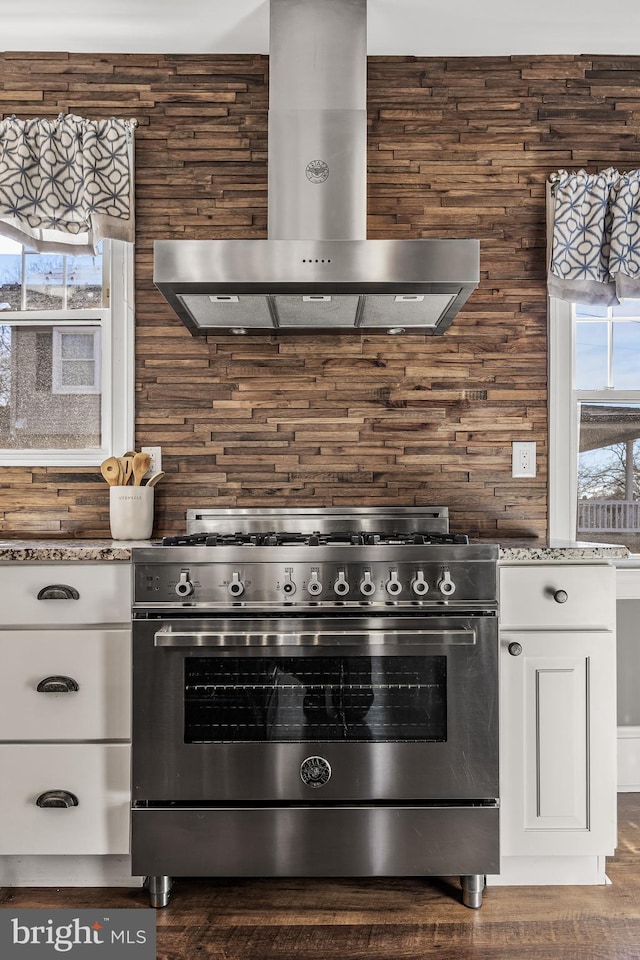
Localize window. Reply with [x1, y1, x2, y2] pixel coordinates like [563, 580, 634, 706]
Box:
[0, 237, 133, 465]
[549, 298, 640, 552]
[52, 327, 101, 395]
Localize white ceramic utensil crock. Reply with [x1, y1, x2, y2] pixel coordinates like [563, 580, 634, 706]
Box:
[109, 486, 154, 540]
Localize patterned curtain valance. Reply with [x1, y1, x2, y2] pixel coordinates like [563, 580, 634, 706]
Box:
[548, 167, 640, 306]
[0, 114, 136, 254]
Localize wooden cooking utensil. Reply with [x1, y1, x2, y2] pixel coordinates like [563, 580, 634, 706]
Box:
[119, 456, 134, 485]
[100, 456, 122, 486]
[145, 471, 165, 487]
[132, 452, 151, 486]
[123, 450, 137, 458]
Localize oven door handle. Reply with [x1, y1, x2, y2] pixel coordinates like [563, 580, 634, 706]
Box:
[152, 628, 477, 648]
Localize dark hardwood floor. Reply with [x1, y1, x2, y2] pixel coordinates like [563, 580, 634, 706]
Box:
[3, 795, 640, 959]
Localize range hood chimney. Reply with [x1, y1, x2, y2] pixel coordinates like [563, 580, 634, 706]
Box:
[153, 0, 480, 335]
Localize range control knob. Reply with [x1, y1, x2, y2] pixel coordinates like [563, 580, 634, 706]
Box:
[307, 571, 323, 596]
[333, 570, 350, 596]
[359, 570, 376, 596]
[411, 571, 429, 596]
[438, 567, 456, 597]
[227, 571, 245, 597]
[282, 574, 296, 596]
[385, 570, 403, 596]
[175, 569, 194, 598]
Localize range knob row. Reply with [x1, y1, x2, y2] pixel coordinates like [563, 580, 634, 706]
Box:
[317, 568, 456, 597]
[175, 570, 249, 598]
[173, 568, 457, 599]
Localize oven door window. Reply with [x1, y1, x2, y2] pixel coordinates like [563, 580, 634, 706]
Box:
[184, 656, 447, 743]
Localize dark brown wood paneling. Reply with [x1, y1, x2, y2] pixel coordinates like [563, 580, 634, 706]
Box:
[2, 52, 640, 537]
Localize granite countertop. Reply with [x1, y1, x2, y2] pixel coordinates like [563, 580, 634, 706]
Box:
[0, 539, 151, 561]
[0, 538, 631, 562]
[496, 539, 630, 561]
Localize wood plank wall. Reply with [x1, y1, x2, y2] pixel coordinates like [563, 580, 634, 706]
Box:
[1, 52, 640, 538]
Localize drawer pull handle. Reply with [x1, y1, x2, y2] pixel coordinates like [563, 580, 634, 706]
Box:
[36, 790, 79, 809]
[36, 584, 80, 601]
[36, 676, 79, 694]
[554, 589, 569, 604]
[508, 642, 523, 657]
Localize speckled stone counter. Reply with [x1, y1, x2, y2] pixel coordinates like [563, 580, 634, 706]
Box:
[0, 539, 148, 561]
[0, 538, 630, 563]
[497, 539, 630, 561]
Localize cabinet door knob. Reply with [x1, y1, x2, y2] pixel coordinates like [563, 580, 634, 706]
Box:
[35, 790, 79, 809]
[36, 584, 80, 601]
[554, 589, 569, 604]
[508, 642, 523, 657]
[36, 676, 80, 694]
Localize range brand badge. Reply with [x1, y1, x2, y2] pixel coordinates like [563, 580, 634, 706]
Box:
[305, 160, 329, 184]
[300, 755, 332, 788]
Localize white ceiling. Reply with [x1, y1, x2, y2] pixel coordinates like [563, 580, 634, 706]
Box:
[5, 0, 640, 57]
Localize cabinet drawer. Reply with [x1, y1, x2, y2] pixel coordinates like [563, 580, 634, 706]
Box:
[0, 629, 130, 741]
[0, 563, 131, 626]
[500, 563, 616, 630]
[0, 743, 130, 855]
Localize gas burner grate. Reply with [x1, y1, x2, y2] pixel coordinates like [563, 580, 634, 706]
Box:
[161, 530, 470, 547]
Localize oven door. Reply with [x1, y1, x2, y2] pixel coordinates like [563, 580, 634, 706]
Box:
[132, 613, 498, 804]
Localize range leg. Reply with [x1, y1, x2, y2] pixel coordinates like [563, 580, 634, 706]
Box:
[148, 875, 172, 908]
[461, 874, 484, 909]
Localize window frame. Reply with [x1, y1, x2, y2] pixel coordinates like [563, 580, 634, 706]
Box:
[52, 325, 101, 395]
[0, 239, 134, 466]
[548, 297, 640, 540]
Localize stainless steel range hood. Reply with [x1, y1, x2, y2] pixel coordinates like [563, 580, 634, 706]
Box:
[153, 0, 480, 335]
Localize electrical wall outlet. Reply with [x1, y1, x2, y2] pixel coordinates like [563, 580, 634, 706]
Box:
[141, 446, 162, 477]
[512, 441, 536, 478]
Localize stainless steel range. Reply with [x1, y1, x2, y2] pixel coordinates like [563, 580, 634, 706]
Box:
[131, 507, 499, 909]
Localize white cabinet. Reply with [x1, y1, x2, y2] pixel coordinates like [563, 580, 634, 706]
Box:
[0, 629, 130, 741]
[494, 561, 617, 885]
[0, 561, 132, 871]
[0, 744, 130, 855]
[501, 563, 615, 632]
[0, 563, 131, 626]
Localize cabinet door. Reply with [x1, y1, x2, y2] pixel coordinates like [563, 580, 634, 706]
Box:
[500, 629, 616, 857]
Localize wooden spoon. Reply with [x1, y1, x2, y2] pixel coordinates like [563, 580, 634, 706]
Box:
[145, 471, 165, 487]
[119, 456, 134, 485]
[132, 451, 151, 486]
[100, 456, 122, 486]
